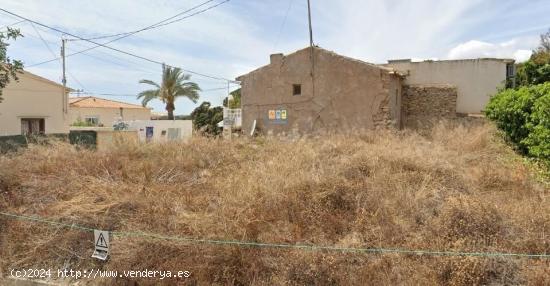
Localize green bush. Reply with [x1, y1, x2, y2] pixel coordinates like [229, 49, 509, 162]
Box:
[523, 92, 550, 159]
[485, 82, 550, 161]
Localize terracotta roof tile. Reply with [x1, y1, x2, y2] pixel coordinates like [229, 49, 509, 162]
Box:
[69, 96, 148, 109]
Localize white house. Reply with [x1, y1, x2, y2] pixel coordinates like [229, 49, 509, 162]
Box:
[0, 70, 70, 136]
[69, 96, 151, 127]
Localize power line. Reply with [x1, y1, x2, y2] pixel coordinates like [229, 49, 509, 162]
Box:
[26, 23, 162, 74]
[69, 0, 220, 41]
[16, 26, 163, 77]
[50, 0, 229, 64]
[1, 211, 549, 259]
[19, 22, 259, 87]
[19, 27, 238, 93]
[0, 19, 26, 30]
[70, 86, 238, 97]
[22, 0, 231, 79]
[29, 22, 87, 91]
[24, 24, 238, 83]
[273, 0, 295, 50]
[0, 8, 236, 82]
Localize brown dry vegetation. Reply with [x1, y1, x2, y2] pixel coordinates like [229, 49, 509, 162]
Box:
[0, 121, 549, 285]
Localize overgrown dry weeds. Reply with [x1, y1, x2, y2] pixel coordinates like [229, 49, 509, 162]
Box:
[0, 121, 548, 285]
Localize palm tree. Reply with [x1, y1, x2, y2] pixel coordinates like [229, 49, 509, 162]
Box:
[138, 64, 200, 120]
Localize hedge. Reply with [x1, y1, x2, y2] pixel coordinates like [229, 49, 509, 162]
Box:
[68, 130, 97, 148]
[485, 82, 550, 161]
[0, 134, 68, 153]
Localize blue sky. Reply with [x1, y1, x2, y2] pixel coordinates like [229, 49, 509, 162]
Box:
[1, 0, 549, 115]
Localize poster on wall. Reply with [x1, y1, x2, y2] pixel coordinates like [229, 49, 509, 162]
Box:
[267, 109, 288, 125]
[268, 110, 276, 120]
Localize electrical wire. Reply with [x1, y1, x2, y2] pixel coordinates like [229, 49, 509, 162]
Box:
[18, 27, 237, 95]
[15, 25, 160, 76]
[42, 0, 229, 65]
[19, 1, 232, 81]
[68, 0, 220, 41]
[273, 0, 295, 50]
[0, 19, 26, 30]
[29, 22, 87, 91]
[30, 23, 164, 75]
[0, 8, 236, 82]
[2, 211, 549, 260]
[70, 86, 238, 97]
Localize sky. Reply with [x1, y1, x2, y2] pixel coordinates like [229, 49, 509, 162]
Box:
[1, 0, 549, 115]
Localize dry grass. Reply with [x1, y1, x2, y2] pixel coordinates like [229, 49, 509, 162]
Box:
[0, 121, 549, 285]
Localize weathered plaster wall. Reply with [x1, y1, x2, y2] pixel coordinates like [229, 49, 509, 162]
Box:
[386, 59, 511, 114]
[403, 84, 457, 128]
[238, 47, 402, 135]
[96, 130, 138, 150]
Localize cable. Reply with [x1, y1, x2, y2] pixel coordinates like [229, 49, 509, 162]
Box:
[26, 23, 163, 75]
[68, 0, 220, 41]
[22, 24, 236, 83]
[0, 19, 26, 30]
[71, 86, 237, 97]
[1, 211, 549, 259]
[15, 26, 161, 78]
[15, 1, 233, 82]
[0, 8, 235, 82]
[58, 0, 229, 65]
[29, 22, 87, 91]
[273, 0, 295, 50]
[62, 38, 162, 75]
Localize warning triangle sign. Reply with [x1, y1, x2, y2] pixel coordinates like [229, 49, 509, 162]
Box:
[96, 233, 108, 248]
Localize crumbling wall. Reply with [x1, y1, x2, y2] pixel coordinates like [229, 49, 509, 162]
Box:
[403, 85, 457, 128]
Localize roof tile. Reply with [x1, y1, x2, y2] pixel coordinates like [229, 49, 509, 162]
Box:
[69, 96, 148, 109]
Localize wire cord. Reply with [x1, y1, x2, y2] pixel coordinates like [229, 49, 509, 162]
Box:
[1, 211, 548, 259]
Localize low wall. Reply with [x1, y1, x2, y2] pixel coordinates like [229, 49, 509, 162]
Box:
[96, 130, 138, 150]
[403, 85, 457, 128]
[69, 130, 138, 150]
[125, 120, 192, 142]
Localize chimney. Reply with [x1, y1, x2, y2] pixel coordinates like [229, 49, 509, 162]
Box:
[270, 53, 283, 65]
[387, 59, 411, 64]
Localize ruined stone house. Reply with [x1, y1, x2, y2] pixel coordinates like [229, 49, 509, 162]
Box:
[237, 47, 404, 135]
[236, 46, 513, 135]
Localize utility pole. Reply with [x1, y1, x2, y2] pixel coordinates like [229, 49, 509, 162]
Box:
[61, 38, 67, 114]
[307, 0, 318, 131]
[307, 0, 314, 47]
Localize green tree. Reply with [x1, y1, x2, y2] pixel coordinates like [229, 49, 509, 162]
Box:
[0, 27, 24, 102]
[516, 29, 550, 87]
[223, 88, 241, 108]
[138, 64, 200, 120]
[190, 102, 223, 136]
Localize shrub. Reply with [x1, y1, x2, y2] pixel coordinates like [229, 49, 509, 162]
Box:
[190, 101, 223, 136]
[485, 82, 550, 161]
[523, 92, 550, 160]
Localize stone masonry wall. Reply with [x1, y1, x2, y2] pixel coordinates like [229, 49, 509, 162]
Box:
[403, 84, 457, 128]
[239, 47, 402, 135]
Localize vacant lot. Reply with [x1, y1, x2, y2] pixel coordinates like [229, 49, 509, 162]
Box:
[0, 121, 548, 285]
